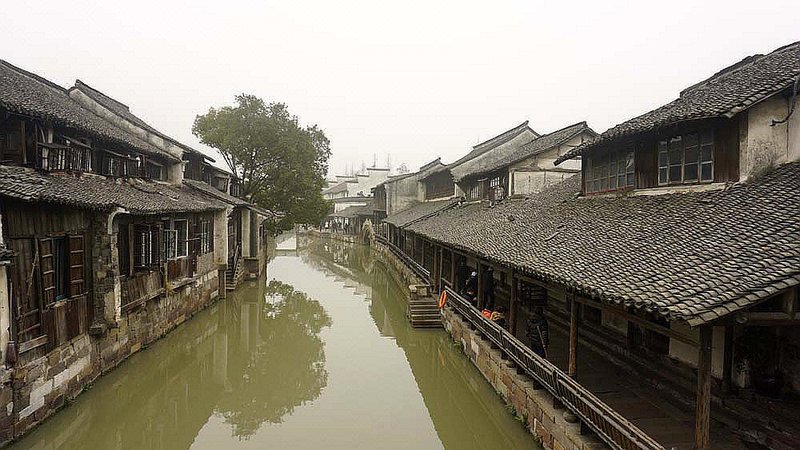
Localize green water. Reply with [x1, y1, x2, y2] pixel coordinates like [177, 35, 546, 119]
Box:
[8, 236, 539, 450]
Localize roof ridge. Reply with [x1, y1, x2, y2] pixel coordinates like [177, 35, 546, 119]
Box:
[472, 120, 532, 151]
[0, 60, 68, 94]
[72, 79, 131, 112]
[521, 121, 592, 152]
[681, 41, 800, 97]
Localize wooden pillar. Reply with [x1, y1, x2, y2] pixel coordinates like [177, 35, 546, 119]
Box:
[433, 245, 441, 291]
[450, 250, 456, 289]
[509, 272, 519, 335]
[695, 325, 713, 450]
[722, 325, 734, 394]
[568, 295, 578, 379]
[476, 261, 484, 310]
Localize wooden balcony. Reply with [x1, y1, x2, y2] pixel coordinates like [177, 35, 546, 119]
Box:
[37, 143, 92, 172]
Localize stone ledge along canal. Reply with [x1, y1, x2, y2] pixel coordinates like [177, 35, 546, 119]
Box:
[8, 235, 540, 450]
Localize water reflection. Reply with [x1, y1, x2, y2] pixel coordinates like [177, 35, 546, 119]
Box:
[301, 237, 540, 450]
[9, 278, 331, 450]
[216, 280, 331, 438]
[9, 235, 537, 450]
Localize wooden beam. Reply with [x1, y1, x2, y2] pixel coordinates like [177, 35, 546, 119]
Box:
[572, 295, 698, 346]
[695, 325, 713, 450]
[568, 295, 578, 379]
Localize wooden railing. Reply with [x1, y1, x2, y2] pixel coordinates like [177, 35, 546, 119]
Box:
[37, 144, 92, 172]
[444, 286, 665, 450]
[376, 235, 431, 284]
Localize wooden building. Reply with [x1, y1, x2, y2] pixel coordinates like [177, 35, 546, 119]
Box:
[384, 42, 800, 449]
[0, 60, 272, 443]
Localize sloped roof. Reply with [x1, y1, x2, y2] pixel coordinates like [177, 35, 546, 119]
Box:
[0, 60, 178, 162]
[485, 122, 597, 173]
[556, 41, 800, 165]
[323, 181, 349, 195]
[331, 203, 374, 218]
[384, 198, 459, 227]
[450, 121, 540, 182]
[407, 162, 800, 326]
[184, 178, 249, 206]
[0, 165, 226, 214]
[70, 80, 209, 159]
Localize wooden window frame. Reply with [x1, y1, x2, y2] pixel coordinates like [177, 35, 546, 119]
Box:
[585, 150, 634, 195]
[658, 130, 714, 186]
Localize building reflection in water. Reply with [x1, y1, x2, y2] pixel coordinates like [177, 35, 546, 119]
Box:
[9, 276, 331, 450]
[10, 234, 537, 450]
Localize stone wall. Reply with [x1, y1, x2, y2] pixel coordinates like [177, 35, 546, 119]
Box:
[0, 261, 220, 444]
[442, 307, 607, 450]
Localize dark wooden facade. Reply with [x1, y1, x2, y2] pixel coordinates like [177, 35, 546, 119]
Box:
[582, 117, 742, 195]
[2, 201, 91, 365]
[423, 171, 455, 200]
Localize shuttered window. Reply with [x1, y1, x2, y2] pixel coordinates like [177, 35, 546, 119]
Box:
[67, 235, 85, 297]
[39, 238, 56, 306]
[38, 234, 85, 304]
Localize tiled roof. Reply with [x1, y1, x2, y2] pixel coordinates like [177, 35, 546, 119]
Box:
[450, 121, 539, 182]
[556, 41, 800, 165]
[184, 178, 249, 207]
[331, 203, 374, 218]
[70, 80, 208, 159]
[406, 162, 800, 325]
[384, 198, 459, 227]
[486, 122, 597, 172]
[323, 181, 349, 195]
[0, 165, 227, 214]
[0, 60, 178, 162]
[448, 121, 536, 169]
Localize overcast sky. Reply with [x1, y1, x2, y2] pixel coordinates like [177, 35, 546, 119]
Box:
[2, 0, 797, 176]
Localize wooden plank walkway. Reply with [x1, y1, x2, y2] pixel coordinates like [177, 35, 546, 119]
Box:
[543, 326, 749, 450]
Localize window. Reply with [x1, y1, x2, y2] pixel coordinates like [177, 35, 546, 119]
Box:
[200, 220, 213, 254]
[39, 235, 85, 304]
[164, 229, 177, 260]
[489, 176, 506, 201]
[585, 150, 634, 194]
[133, 224, 159, 268]
[163, 220, 189, 259]
[176, 220, 189, 257]
[658, 130, 713, 185]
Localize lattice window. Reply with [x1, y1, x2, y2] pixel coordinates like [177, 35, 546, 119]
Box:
[658, 130, 713, 185]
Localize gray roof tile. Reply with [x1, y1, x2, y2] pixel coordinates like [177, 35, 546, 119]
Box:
[0, 165, 226, 214]
[556, 41, 800, 165]
[406, 162, 800, 325]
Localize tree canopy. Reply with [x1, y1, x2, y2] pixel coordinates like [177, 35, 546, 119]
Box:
[193, 94, 331, 232]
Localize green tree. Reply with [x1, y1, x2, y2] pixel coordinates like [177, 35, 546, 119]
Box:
[193, 94, 332, 232]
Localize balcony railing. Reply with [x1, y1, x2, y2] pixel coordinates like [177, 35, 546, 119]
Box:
[376, 235, 431, 284]
[37, 143, 92, 172]
[444, 286, 664, 450]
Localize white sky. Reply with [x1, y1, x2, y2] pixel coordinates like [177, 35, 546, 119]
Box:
[2, 0, 797, 176]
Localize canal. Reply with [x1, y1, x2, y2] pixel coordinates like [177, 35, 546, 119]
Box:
[8, 235, 539, 450]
